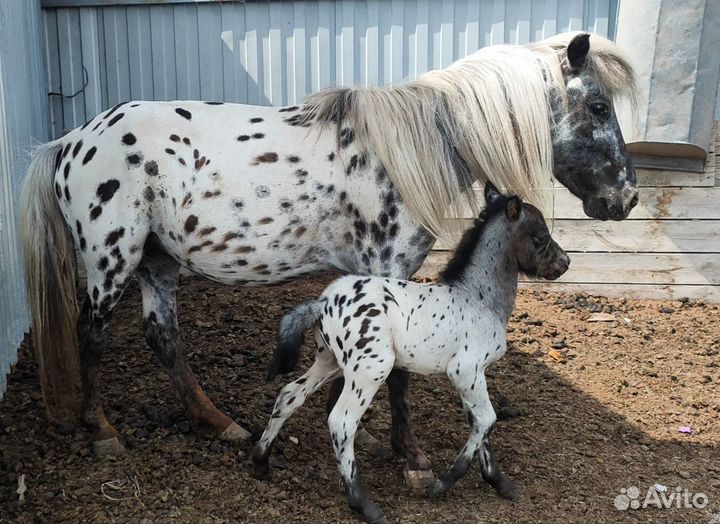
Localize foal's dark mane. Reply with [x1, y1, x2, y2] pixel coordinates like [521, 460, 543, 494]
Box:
[438, 195, 510, 284]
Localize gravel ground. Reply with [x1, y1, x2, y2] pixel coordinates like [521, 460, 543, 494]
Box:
[1, 275, 719, 523]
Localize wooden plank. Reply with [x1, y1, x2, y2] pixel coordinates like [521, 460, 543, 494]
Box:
[435, 219, 720, 253]
[465, 187, 720, 220]
[417, 251, 720, 286]
[637, 167, 714, 187]
[520, 282, 720, 302]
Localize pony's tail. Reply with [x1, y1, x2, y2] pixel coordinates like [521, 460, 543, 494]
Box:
[20, 141, 82, 423]
[266, 300, 323, 380]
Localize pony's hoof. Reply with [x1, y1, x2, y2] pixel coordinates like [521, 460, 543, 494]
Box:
[404, 468, 435, 491]
[427, 479, 447, 499]
[497, 477, 518, 501]
[220, 422, 251, 441]
[92, 437, 126, 456]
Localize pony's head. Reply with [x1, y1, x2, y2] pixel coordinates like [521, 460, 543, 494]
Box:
[484, 183, 570, 281]
[537, 32, 639, 221]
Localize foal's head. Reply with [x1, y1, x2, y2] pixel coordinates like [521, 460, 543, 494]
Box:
[484, 183, 570, 280]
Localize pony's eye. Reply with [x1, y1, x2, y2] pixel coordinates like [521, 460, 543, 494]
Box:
[590, 102, 610, 119]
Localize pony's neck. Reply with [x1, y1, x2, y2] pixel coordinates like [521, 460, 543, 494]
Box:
[456, 217, 518, 323]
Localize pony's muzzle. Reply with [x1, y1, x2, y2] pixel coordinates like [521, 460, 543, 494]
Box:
[543, 251, 570, 280]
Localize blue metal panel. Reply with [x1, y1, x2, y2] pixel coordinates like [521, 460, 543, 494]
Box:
[0, 0, 49, 397]
[41, 0, 618, 135]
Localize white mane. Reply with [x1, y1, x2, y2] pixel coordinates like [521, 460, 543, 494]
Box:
[305, 32, 638, 242]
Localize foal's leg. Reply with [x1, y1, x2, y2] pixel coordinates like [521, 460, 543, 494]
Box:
[387, 369, 433, 474]
[428, 373, 516, 500]
[135, 247, 249, 441]
[331, 363, 394, 524]
[253, 349, 340, 479]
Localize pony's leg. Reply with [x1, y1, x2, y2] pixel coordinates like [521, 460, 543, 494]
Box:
[79, 242, 143, 456]
[428, 373, 516, 500]
[135, 247, 249, 441]
[77, 295, 126, 456]
[387, 369, 433, 480]
[252, 349, 340, 480]
[331, 364, 393, 524]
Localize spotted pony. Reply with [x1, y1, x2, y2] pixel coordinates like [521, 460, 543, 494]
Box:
[253, 184, 570, 524]
[21, 32, 636, 471]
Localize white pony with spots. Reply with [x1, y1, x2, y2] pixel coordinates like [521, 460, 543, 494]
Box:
[253, 184, 570, 524]
[20, 32, 636, 470]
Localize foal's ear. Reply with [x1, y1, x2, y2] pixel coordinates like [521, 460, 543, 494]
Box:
[566, 33, 590, 71]
[505, 196, 522, 222]
[484, 182, 502, 206]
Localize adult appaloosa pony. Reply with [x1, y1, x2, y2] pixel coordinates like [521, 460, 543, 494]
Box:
[21, 32, 637, 473]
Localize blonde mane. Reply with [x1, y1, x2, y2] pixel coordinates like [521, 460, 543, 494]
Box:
[304, 32, 637, 242]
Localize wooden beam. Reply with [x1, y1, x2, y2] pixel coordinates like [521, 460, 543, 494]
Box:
[435, 220, 720, 253]
[418, 251, 720, 286]
[461, 187, 720, 220]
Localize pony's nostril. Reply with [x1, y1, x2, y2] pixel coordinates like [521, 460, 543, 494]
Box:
[629, 193, 639, 208]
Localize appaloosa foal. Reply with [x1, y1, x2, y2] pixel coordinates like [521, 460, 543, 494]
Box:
[253, 184, 570, 524]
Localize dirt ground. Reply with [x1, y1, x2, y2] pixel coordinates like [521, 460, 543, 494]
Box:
[1, 274, 719, 524]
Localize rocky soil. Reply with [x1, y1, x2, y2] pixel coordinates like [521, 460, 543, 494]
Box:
[1, 275, 719, 523]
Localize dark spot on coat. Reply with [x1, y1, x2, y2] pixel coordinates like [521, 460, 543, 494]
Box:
[258, 217, 274, 225]
[82, 146, 97, 165]
[144, 186, 155, 202]
[63, 162, 70, 180]
[90, 206, 102, 221]
[254, 152, 278, 164]
[249, 117, 264, 123]
[72, 140, 83, 158]
[122, 133, 136, 146]
[107, 113, 125, 127]
[199, 226, 216, 236]
[63, 185, 71, 202]
[295, 226, 307, 238]
[287, 155, 300, 163]
[165, 148, 175, 155]
[127, 153, 141, 165]
[237, 135, 250, 142]
[96, 179, 120, 203]
[105, 227, 126, 246]
[252, 132, 264, 139]
[184, 215, 199, 233]
[170, 134, 180, 142]
[144, 160, 159, 176]
[175, 108, 192, 120]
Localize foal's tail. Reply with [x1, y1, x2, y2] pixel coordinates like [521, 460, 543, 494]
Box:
[20, 141, 82, 422]
[267, 300, 324, 380]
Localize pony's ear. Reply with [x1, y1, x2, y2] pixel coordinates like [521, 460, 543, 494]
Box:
[505, 196, 522, 222]
[484, 182, 502, 206]
[566, 33, 590, 70]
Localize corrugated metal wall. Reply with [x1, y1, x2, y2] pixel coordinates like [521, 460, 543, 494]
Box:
[0, 0, 49, 396]
[42, 0, 617, 137]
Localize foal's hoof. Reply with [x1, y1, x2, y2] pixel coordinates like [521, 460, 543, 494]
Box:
[92, 437, 126, 457]
[251, 452, 271, 481]
[427, 479, 447, 499]
[219, 422, 252, 442]
[496, 477, 518, 501]
[355, 428, 394, 460]
[404, 468, 435, 491]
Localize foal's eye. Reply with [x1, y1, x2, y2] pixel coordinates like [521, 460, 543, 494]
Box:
[589, 102, 610, 119]
[532, 235, 548, 246]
